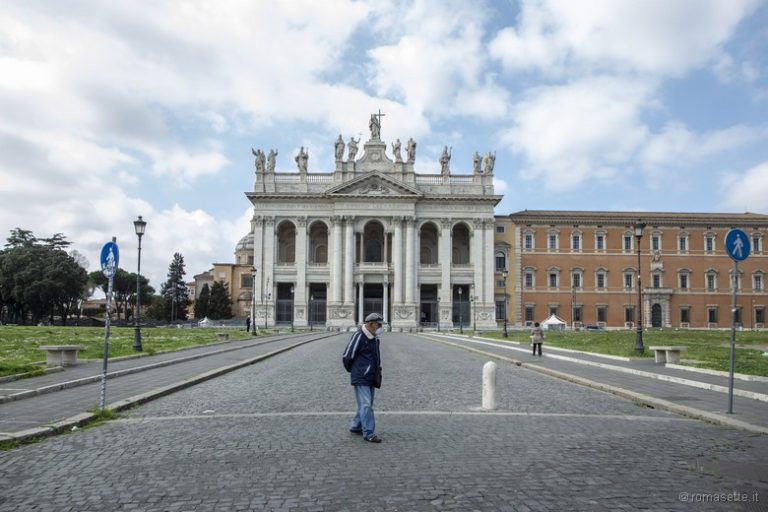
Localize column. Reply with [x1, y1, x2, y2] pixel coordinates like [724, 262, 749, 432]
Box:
[485, 219, 495, 305]
[344, 216, 355, 305]
[331, 216, 342, 304]
[383, 281, 389, 323]
[252, 216, 264, 302]
[263, 216, 276, 327]
[472, 218, 484, 302]
[439, 218, 452, 304]
[405, 217, 415, 304]
[358, 281, 364, 322]
[295, 217, 307, 327]
[392, 217, 403, 305]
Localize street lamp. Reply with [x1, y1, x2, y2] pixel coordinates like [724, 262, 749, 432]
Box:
[471, 295, 478, 332]
[290, 285, 295, 332]
[634, 223, 645, 354]
[251, 267, 257, 336]
[436, 296, 441, 332]
[502, 269, 509, 338]
[458, 287, 464, 334]
[133, 216, 146, 352]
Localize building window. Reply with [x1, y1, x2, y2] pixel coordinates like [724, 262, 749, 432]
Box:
[756, 308, 765, 324]
[525, 306, 534, 323]
[596, 233, 605, 251]
[596, 272, 606, 290]
[651, 235, 660, 251]
[754, 274, 763, 291]
[524, 233, 534, 250]
[597, 306, 607, 323]
[623, 235, 632, 252]
[705, 235, 715, 253]
[496, 225, 505, 233]
[524, 271, 534, 289]
[496, 301, 506, 320]
[549, 306, 559, 317]
[572, 272, 582, 289]
[548, 233, 558, 250]
[624, 273, 634, 289]
[240, 274, 254, 288]
[708, 307, 718, 323]
[496, 280, 505, 288]
[625, 306, 634, 323]
[571, 234, 581, 251]
[680, 308, 690, 324]
[549, 272, 558, 289]
[573, 306, 582, 322]
[706, 273, 716, 291]
[678, 234, 688, 253]
[679, 273, 689, 290]
[752, 235, 762, 254]
[652, 274, 661, 289]
[495, 251, 506, 271]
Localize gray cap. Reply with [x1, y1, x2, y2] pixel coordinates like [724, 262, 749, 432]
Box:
[364, 312, 384, 323]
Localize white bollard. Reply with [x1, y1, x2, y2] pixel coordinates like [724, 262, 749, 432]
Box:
[482, 361, 497, 410]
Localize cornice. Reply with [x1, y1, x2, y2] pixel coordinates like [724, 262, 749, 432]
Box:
[508, 210, 768, 228]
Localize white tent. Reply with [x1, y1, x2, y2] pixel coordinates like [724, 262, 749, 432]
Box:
[541, 314, 566, 331]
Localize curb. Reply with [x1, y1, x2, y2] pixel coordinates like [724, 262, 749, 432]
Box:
[0, 334, 335, 444]
[424, 336, 768, 436]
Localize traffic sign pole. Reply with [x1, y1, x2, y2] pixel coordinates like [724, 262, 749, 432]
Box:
[724, 229, 750, 415]
[99, 237, 119, 411]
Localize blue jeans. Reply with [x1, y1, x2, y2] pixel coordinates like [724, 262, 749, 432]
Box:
[350, 385, 375, 437]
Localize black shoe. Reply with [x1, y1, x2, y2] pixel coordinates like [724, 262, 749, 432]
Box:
[349, 428, 363, 435]
[363, 434, 382, 443]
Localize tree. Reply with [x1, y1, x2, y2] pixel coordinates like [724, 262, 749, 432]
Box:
[144, 295, 167, 321]
[194, 283, 210, 319]
[207, 281, 233, 320]
[160, 252, 190, 322]
[0, 229, 88, 325]
[89, 269, 154, 321]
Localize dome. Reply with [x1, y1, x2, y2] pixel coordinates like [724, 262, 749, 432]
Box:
[235, 232, 254, 253]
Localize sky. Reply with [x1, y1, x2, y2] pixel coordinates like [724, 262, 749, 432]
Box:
[1, 0, 767, 292]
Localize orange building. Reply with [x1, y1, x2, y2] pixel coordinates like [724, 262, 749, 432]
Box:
[508, 210, 768, 329]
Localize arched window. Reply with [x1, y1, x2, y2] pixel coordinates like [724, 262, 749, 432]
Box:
[452, 223, 471, 264]
[495, 251, 506, 271]
[277, 221, 296, 263]
[420, 222, 439, 264]
[308, 221, 329, 264]
[363, 221, 385, 262]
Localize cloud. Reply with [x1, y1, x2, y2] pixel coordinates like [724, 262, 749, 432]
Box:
[719, 162, 768, 212]
[502, 76, 651, 189]
[489, 0, 759, 77]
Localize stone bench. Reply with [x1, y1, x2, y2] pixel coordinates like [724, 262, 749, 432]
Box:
[39, 345, 87, 367]
[216, 332, 230, 342]
[648, 345, 688, 364]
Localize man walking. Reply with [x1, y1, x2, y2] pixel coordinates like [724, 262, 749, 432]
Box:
[342, 312, 384, 443]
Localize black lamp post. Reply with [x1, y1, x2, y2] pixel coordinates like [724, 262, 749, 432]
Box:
[502, 269, 509, 337]
[251, 267, 257, 336]
[634, 223, 645, 354]
[133, 216, 146, 352]
[290, 285, 295, 332]
[436, 296, 441, 332]
[458, 287, 463, 334]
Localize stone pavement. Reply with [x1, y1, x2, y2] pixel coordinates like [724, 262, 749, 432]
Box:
[0, 332, 335, 439]
[421, 333, 768, 434]
[1, 331, 767, 511]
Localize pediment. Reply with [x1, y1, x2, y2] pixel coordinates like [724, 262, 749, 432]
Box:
[324, 172, 423, 198]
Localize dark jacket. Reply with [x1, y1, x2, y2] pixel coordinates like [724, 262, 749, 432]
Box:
[342, 327, 381, 387]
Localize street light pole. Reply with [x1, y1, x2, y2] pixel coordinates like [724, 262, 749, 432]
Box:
[436, 296, 441, 332]
[290, 285, 295, 332]
[502, 269, 509, 338]
[458, 287, 463, 334]
[309, 293, 314, 331]
[133, 216, 146, 352]
[634, 222, 645, 354]
[251, 267, 257, 336]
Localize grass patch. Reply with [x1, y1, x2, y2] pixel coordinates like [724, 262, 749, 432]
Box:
[0, 325, 254, 378]
[477, 328, 768, 376]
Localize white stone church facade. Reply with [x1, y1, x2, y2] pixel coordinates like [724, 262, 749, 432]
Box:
[246, 115, 501, 330]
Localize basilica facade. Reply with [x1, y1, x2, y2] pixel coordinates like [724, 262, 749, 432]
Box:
[246, 115, 502, 330]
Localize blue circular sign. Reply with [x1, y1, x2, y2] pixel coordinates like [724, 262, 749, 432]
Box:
[100, 241, 120, 277]
[725, 229, 750, 262]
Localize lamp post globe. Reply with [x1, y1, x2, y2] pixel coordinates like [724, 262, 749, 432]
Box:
[133, 216, 147, 352]
[634, 222, 645, 354]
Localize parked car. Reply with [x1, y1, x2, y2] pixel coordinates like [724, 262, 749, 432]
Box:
[584, 324, 606, 332]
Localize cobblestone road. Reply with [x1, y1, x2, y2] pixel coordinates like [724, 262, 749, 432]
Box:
[1, 332, 767, 511]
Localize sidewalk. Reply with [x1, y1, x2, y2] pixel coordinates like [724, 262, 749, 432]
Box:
[0, 332, 334, 442]
[421, 333, 768, 435]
